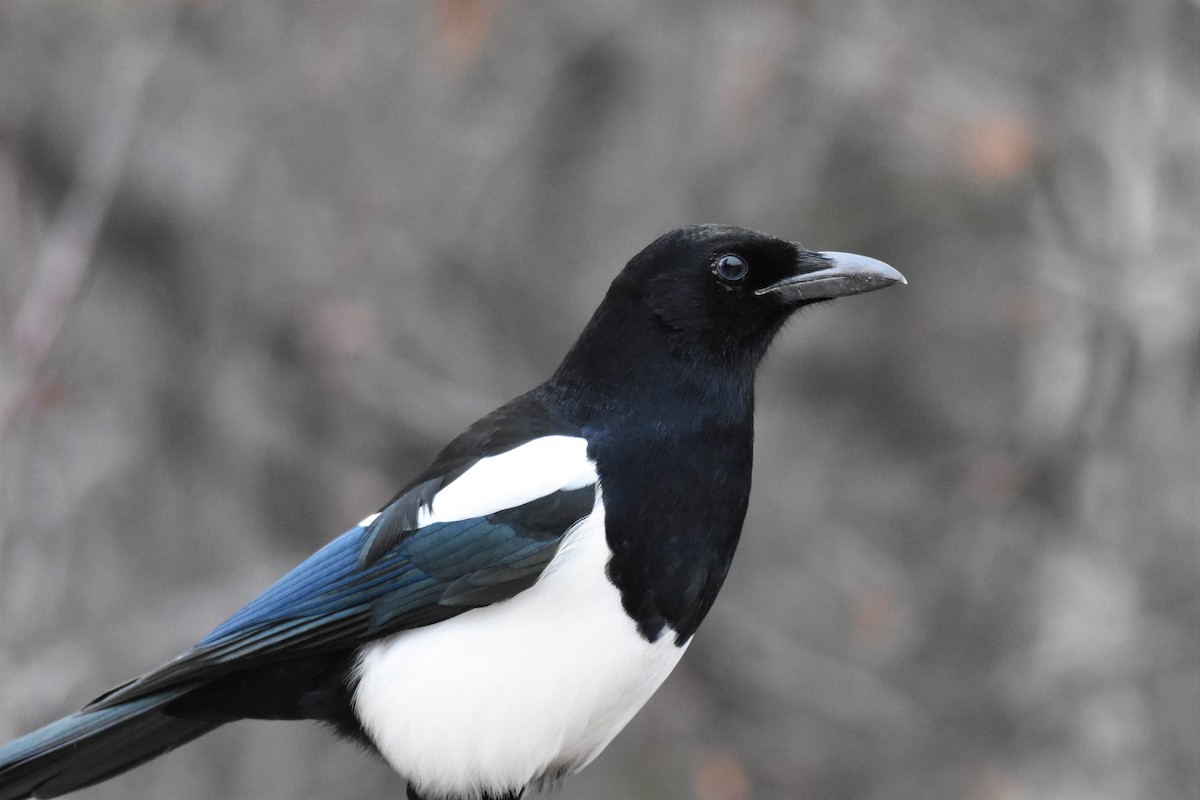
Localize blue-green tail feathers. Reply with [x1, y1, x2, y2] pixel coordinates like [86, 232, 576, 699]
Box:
[0, 688, 219, 800]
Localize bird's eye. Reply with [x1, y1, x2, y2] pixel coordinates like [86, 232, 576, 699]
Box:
[714, 254, 749, 282]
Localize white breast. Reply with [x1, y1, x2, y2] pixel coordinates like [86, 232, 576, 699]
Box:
[352, 492, 688, 800]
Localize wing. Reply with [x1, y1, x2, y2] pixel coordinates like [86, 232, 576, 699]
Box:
[91, 429, 597, 710]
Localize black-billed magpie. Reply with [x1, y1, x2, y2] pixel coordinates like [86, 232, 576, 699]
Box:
[0, 225, 904, 800]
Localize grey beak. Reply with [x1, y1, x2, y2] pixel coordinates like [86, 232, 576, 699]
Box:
[756, 251, 907, 303]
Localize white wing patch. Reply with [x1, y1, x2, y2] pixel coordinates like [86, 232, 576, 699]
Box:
[417, 435, 597, 528]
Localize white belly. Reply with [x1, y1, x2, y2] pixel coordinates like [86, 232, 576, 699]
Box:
[352, 496, 688, 800]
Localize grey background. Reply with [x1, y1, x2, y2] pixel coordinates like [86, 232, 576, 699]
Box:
[1, 2, 1197, 799]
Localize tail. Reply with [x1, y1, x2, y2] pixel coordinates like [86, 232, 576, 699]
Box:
[0, 687, 220, 800]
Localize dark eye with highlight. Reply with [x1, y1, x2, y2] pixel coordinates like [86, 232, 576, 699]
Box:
[714, 254, 749, 282]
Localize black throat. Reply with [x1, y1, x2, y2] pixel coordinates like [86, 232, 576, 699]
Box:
[542, 287, 758, 644]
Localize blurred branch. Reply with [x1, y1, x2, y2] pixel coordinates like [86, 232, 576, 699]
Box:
[0, 5, 179, 444]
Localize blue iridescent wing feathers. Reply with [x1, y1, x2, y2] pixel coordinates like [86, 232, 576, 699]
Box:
[90, 481, 596, 710]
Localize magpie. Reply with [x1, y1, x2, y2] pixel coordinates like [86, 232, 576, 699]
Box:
[0, 225, 904, 800]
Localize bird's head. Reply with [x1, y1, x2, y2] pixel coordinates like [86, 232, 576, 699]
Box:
[601, 224, 906, 369]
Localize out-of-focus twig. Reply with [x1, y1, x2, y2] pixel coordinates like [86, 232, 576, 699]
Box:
[0, 6, 179, 445]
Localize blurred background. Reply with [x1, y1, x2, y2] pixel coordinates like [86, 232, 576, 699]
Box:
[1, 2, 1197, 799]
